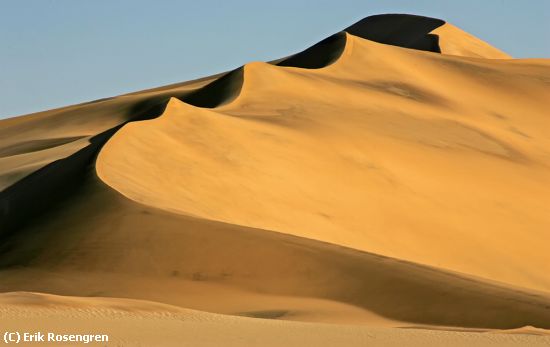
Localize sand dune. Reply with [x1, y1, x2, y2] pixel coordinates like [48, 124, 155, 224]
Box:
[2, 175, 550, 329]
[97, 33, 550, 292]
[1, 13, 549, 346]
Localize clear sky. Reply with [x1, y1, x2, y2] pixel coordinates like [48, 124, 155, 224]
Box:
[1, 0, 549, 119]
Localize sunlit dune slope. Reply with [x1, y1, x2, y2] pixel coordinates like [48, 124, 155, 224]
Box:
[97, 33, 550, 292]
[431, 23, 511, 58]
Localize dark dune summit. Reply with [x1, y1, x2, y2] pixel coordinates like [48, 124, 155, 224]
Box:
[345, 14, 445, 52]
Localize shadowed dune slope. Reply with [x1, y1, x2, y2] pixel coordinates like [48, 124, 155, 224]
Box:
[344, 14, 445, 53]
[97, 33, 550, 293]
[1, 175, 550, 329]
[182, 68, 245, 108]
[277, 32, 348, 69]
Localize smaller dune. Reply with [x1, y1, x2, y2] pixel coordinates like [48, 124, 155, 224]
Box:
[1, 292, 549, 347]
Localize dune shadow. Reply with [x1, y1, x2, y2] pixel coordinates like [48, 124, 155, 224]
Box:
[344, 14, 445, 53]
[0, 128, 119, 238]
[181, 68, 244, 108]
[277, 32, 347, 69]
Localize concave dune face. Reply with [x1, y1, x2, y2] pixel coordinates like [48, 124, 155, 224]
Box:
[97, 32, 550, 292]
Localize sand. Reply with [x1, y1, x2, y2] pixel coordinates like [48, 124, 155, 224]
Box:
[1, 293, 549, 347]
[1, 13, 549, 346]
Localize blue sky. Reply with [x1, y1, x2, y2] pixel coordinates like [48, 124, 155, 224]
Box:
[1, 0, 549, 118]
